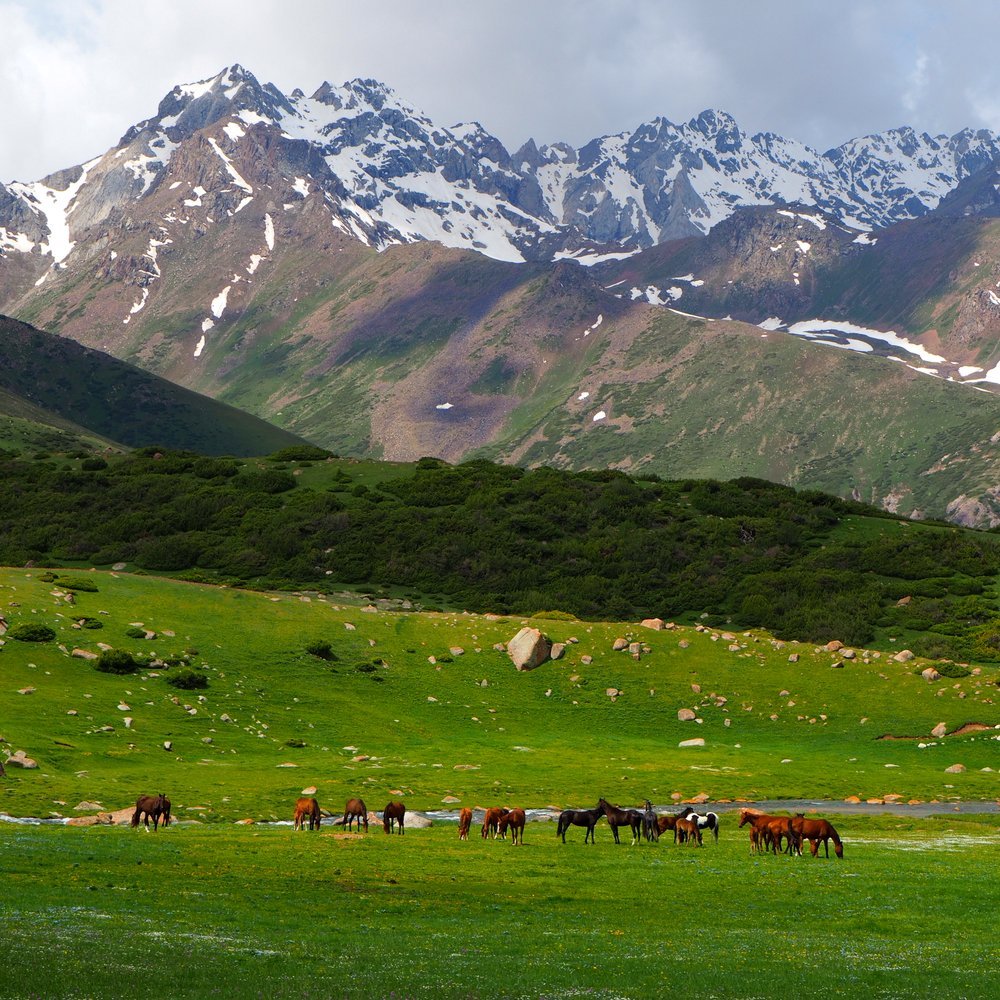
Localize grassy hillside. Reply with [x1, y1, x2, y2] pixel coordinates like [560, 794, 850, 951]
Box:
[1, 567, 997, 824]
[2, 568, 997, 997]
[0, 315, 312, 456]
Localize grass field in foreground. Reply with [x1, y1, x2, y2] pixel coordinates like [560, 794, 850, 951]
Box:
[1, 815, 997, 999]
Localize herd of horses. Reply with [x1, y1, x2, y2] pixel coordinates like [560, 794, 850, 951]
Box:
[131, 792, 842, 857]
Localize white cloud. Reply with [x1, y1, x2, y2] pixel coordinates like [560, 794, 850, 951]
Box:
[4, 1, 1000, 182]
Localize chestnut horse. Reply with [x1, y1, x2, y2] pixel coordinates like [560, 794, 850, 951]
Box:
[738, 809, 798, 855]
[598, 798, 643, 845]
[343, 797, 368, 832]
[675, 816, 702, 846]
[556, 805, 603, 843]
[678, 806, 719, 842]
[498, 807, 526, 846]
[482, 807, 509, 839]
[791, 814, 843, 858]
[131, 793, 168, 831]
[458, 807, 473, 840]
[383, 800, 405, 835]
[293, 796, 321, 830]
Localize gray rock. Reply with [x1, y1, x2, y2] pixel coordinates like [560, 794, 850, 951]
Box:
[506, 627, 552, 671]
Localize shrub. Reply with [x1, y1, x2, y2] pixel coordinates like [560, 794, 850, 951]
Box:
[81, 457, 108, 471]
[94, 649, 139, 674]
[165, 668, 209, 690]
[78, 617, 103, 630]
[305, 640, 337, 661]
[354, 661, 377, 674]
[532, 610, 576, 620]
[57, 577, 99, 592]
[9, 623, 56, 642]
[268, 445, 333, 462]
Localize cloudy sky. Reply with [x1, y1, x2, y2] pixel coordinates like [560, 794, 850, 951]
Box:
[3, 0, 1000, 181]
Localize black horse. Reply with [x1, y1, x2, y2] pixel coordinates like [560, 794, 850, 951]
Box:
[556, 805, 604, 843]
[598, 798, 643, 845]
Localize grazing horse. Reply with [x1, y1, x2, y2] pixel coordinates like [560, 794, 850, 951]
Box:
[738, 809, 797, 855]
[293, 796, 321, 831]
[482, 807, 509, 839]
[343, 797, 368, 832]
[556, 805, 604, 844]
[791, 814, 843, 858]
[382, 801, 405, 835]
[675, 816, 702, 846]
[499, 807, 526, 846]
[642, 800, 659, 842]
[598, 798, 643, 845]
[678, 806, 719, 842]
[458, 807, 473, 840]
[131, 793, 168, 831]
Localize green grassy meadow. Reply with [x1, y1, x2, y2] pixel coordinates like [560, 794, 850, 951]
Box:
[1, 567, 998, 998]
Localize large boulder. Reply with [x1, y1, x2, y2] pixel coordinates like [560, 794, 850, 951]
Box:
[506, 627, 552, 671]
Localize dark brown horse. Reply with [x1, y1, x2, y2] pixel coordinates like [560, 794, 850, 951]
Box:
[598, 798, 643, 845]
[293, 796, 321, 830]
[482, 806, 509, 839]
[131, 793, 168, 831]
[642, 800, 659, 842]
[343, 797, 368, 832]
[498, 807, 526, 846]
[657, 813, 679, 837]
[383, 800, 405, 834]
[458, 807, 473, 840]
[791, 814, 843, 858]
[556, 805, 603, 843]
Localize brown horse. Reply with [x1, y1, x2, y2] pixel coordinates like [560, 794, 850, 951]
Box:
[791, 814, 843, 858]
[458, 807, 473, 840]
[657, 813, 678, 837]
[293, 796, 321, 831]
[383, 800, 405, 834]
[131, 793, 168, 831]
[598, 798, 643, 845]
[498, 807, 526, 846]
[343, 797, 368, 832]
[738, 809, 797, 855]
[482, 806, 509, 839]
[675, 817, 703, 846]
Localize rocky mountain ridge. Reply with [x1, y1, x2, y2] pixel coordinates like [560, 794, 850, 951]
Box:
[5, 64, 1000, 272]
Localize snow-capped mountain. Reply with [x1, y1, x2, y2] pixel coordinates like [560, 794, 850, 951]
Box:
[4, 64, 1000, 276]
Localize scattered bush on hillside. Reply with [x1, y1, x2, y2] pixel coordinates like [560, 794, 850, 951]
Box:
[305, 640, 337, 661]
[81, 457, 108, 471]
[94, 649, 139, 674]
[268, 445, 333, 462]
[532, 610, 576, 620]
[124, 626, 148, 639]
[57, 577, 99, 592]
[165, 668, 209, 690]
[77, 617, 103, 629]
[9, 623, 56, 642]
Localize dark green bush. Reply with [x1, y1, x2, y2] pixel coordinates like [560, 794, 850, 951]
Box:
[305, 640, 337, 661]
[78, 617, 103, 630]
[94, 649, 139, 674]
[81, 457, 108, 471]
[165, 668, 209, 690]
[124, 626, 148, 639]
[9, 623, 56, 642]
[57, 577, 99, 592]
